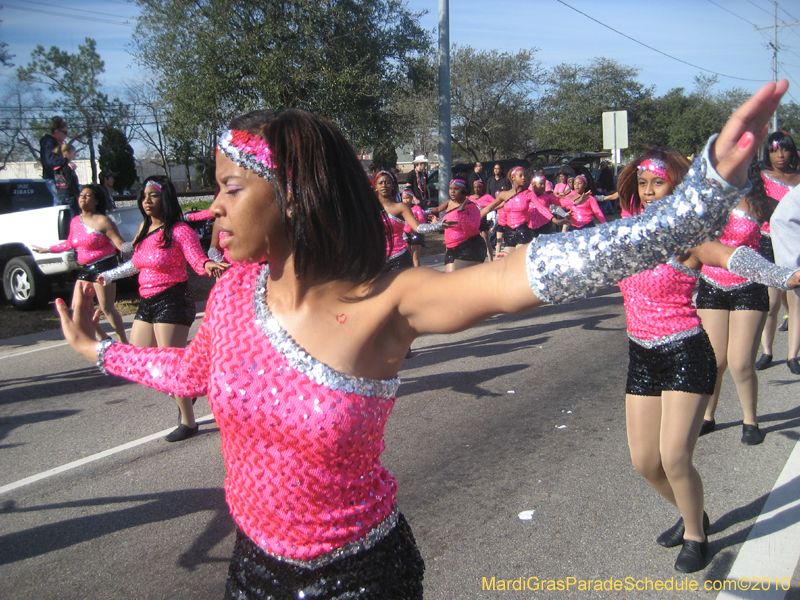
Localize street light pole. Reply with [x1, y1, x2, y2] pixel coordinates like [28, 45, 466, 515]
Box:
[437, 0, 451, 207]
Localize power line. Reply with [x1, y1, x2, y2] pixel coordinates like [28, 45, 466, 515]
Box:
[777, 3, 799, 23]
[15, 0, 135, 20]
[706, 0, 759, 27]
[1, 3, 133, 26]
[555, 0, 767, 82]
[745, 0, 775, 18]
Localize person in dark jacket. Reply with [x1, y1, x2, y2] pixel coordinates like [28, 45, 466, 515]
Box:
[39, 117, 73, 205]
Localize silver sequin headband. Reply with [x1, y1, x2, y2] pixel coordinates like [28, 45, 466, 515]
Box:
[217, 129, 275, 181]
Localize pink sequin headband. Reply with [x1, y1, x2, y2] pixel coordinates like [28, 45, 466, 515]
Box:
[771, 140, 781, 150]
[450, 178, 467, 188]
[217, 129, 275, 181]
[509, 166, 524, 179]
[637, 158, 673, 185]
[532, 175, 545, 183]
[574, 174, 588, 184]
[376, 170, 395, 181]
[144, 181, 162, 192]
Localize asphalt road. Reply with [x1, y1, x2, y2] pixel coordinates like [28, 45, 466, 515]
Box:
[1, 260, 799, 600]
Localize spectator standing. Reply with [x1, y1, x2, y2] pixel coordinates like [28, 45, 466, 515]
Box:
[466, 161, 485, 191]
[53, 143, 80, 218]
[39, 117, 72, 205]
[99, 170, 118, 211]
[409, 155, 430, 208]
[487, 162, 510, 199]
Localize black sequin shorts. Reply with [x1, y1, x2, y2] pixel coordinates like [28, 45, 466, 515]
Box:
[479, 215, 491, 232]
[224, 513, 425, 600]
[626, 329, 716, 396]
[406, 232, 425, 246]
[758, 235, 774, 262]
[496, 224, 508, 237]
[134, 281, 195, 327]
[381, 249, 414, 274]
[504, 224, 534, 247]
[695, 278, 769, 312]
[78, 254, 118, 282]
[445, 234, 487, 264]
[530, 222, 552, 237]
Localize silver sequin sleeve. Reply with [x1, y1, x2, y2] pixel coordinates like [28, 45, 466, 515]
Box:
[526, 136, 749, 305]
[96, 339, 114, 375]
[120, 242, 134, 261]
[207, 247, 224, 263]
[727, 246, 797, 290]
[416, 221, 445, 234]
[102, 259, 139, 284]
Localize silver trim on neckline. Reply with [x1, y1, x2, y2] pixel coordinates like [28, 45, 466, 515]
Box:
[253, 264, 400, 398]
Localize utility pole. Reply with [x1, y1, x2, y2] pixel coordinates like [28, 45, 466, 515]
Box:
[755, 1, 799, 132]
[437, 0, 451, 207]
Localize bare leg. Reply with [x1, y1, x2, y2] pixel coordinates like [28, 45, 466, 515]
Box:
[153, 323, 194, 427]
[760, 287, 784, 355]
[726, 310, 767, 424]
[129, 319, 156, 348]
[93, 281, 128, 344]
[481, 231, 492, 261]
[494, 231, 504, 256]
[788, 290, 800, 360]
[409, 244, 421, 268]
[696, 308, 730, 422]
[626, 394, 676, 506]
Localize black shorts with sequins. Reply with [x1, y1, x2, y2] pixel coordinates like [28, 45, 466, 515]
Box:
[626, 329, 717, 397]
[695, 278, 769, 312]
[444, 234, 487, 264]
[78, 254, 118, 282]
[225, 513, 425, 600]
[406, 232, 425, 246]
[381, 249, 414, 274]
[759, 235, 774, 262]
[134, 281, 196, 327]
[504, 224, 534, 247]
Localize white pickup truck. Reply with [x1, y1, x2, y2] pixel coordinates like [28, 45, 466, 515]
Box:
[0, 179, 142, 310]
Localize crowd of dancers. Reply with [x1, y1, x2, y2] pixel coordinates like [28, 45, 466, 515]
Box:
[47, 81, 800, 596]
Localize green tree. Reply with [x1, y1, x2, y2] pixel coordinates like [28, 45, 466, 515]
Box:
[450, 45, 543, 161]
[99, 126, 137, 192]
[777, 101, 800, 137]
[1, 10, 14, 68]
[133, 0, 430, 165]
[17, 38, 125, 182]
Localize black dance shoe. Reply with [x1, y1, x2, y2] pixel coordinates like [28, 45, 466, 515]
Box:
[165, 424, 199, 442]
[741, 424, 765, 445]
[788, 358, 800, 375]
[778, 316, 789, 332]
[674, 538, 709, 573]
[754, 354, 773, 370]
[698, 419, 716, 437]
[656, 511, 710, 548]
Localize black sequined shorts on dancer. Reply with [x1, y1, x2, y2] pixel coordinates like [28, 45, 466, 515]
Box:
[405, 232, 425, 246]
[695, 278, 769, 312]
[758, 235, 774, 262]
[77, 254, 118, 282]
[444, 234, 487, 264]
[381, 249, 414, 274]
[626, 329, 716, 397]
[504, 224, 534, 247]
[530, 222, 552, 238]
[479, 215, 491, 232]
[225, 513, 425, 600]
[134, 280, 196, 327]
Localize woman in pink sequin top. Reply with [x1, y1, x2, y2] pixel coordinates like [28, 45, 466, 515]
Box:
[56, 86, 789, 596]
[401, 188, 426, 267]
[757, 131, 800, 371]
[375, 170, 424, 273]
[99, 177, 228, 442]
[563, 174, 606, 229]
[32, 184, 129, 343]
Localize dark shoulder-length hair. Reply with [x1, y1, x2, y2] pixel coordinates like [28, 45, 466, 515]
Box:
[227, 109, 386, 283]
[617, 148, 690, 215]
[763, 130, 799, 171]
[81, 184, 108, 215]
[745, 160, 773, 223]
[132, 176, 183, 249]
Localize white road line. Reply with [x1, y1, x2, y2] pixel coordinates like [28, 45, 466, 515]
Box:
[716, 439, 800, 599]
[0, 414, 217, 496]
[0, 312, 205, 360]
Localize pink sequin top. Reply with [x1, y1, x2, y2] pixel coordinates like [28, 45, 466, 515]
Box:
[504, 191, 533, 229]
[404, 205, 426, 234]
[443, 201, 481, 248]
[471, 193, 495, 209]
[701, 209, 762, 288]
[49, 216, 117, 265]
[761, 172, 794, 234]
[497, 204, 508, 227]
[108, 223, 209, 298]
[102, 263, 398, 562]
[554, 182, 571, 196]
[567, 194, 606, 227]
[528, 191, 557, 230]
[185, 209, 214, 222]
[383, 212, 408, 258]
[619, 259, 702, 343]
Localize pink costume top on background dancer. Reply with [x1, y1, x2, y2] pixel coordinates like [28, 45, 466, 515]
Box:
[760, 172, 793, 235]
[472, 193, 496, 209]
[443, 202, 481, 248]
[98, 263, 399, 564]
[568, 194, 607, 228]
[701, 209, 762, 288]
[102, 222, 209, 297]
[383, 212, 408, 258]
[49, 216, 117, 265]
[619, 260, 703, 342]
[404, 205, 426, 235]
[528, 190, 558, 230]
[554, 181, 570, 196]
[185, 208, 214, 222]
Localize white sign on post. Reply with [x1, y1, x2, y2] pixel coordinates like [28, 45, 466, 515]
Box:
[602, 110, 628, 151]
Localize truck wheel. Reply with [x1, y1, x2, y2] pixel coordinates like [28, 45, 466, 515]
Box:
[3, 256, 51, 310]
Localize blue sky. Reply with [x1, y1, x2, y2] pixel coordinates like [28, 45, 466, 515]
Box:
[1, 0, 798, 103]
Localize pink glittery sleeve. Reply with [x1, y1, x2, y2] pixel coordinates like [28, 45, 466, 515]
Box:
[173, 222, 211, 275]
[185, 209, 214, 222]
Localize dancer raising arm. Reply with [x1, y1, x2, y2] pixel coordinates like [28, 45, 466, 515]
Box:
[58, 82, 786, 598]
